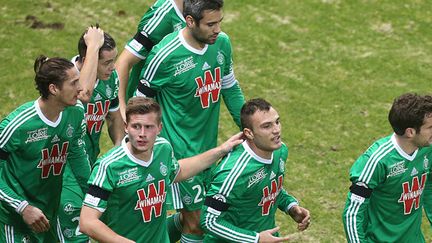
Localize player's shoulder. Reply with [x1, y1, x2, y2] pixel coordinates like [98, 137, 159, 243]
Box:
[363, 135, 394, 158]
[94, 145, 125, 169]
[215, 31, 231, 44]
[154, 136, 174, 151]
[0, 101, 36, 128]
[65, 100, 85, 115]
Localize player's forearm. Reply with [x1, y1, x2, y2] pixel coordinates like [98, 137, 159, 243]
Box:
[343, 192, 368, 242]
[221, 83, 245, 129]
[116, 50, 140, 120]
[106, 111, 124, 146]
[78, 45, 100, 103]
[277, 189, 298, 213]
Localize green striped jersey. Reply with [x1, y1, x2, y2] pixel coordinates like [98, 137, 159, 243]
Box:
[137, 29, 244, 159]
[201, 141, 298, 243]
[124, 0, 185, 100]
[343, 134, 432, 242]
[83, 136, 179, 242]
[0, 100, 89, 228]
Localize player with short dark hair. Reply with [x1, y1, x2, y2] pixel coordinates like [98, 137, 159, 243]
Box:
[58, 26, 124, 242]
[116, 0, 186, 121]
[0, 55, 90, 242]
[135, 0, 245, 241]
[343, 93, 432, 242]
[201, 98, 310, 242]
[78, 97, 243, 243]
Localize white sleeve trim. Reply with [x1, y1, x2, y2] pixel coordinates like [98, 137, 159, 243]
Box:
[16, 200, 29, 214]
[221, 72, 237, 89]
[124, 45, 146, 60]
[285, 202, 299, 214]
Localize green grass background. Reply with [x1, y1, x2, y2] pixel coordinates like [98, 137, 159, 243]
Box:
[1, 0, 432, 242]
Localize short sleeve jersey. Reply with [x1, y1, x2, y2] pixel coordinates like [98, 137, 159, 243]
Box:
[0, 100, 87, 228]
[137, 30, 238, 158]
[83, 136, 179, 242]
[344, 134, 432, 242]
[203, 142, 297, 242]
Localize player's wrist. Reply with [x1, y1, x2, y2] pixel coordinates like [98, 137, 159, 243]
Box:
[16, 200, 29, 215]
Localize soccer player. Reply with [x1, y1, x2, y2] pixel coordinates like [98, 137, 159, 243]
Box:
[200, 98, 311, 242]
[78, 97, 243, 243]
[0, 55, 90, 242]
[343, 93, 432, 242]
[116, 0, 186, 120]
[58, 26, 124, 242]
[136, 0, 245, 241]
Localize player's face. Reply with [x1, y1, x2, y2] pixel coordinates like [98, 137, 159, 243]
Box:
[56, 67, 82, 106]
[413, 115, 432, 148]
[191, 9, 223, 45]
[97, 49, 117, 80]
[248, 107, 282, 156]
[126, 112, 162, 160]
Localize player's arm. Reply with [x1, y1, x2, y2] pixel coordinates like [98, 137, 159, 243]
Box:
[68, 107, 91, 193]
[174, 132, 243, 182]
[78, 26, 105, 103]
[423, 163, 432, 226]
[80, 186, 135, 243]
[105, 100, 124, 146]
[115, 49, 142, 121]
[276, 189, 310, 231]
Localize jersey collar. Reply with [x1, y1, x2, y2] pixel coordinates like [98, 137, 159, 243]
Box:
[35, 98, 62, 127]
[242, 141, 273, 164]
[179, 29, 208, 55]
[122, 136, 154, 167]
[391, 133, 418, 161]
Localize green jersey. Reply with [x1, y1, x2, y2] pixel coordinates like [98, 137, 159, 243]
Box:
[83, 136, 179, 242]
[124, 0, 185, 100]
[201, 142, 298, 243]
[137, 29, 245, 159]
[343, 134, 432, 242]
[0, 99, 89, 229]
[72, 55, 120, 165]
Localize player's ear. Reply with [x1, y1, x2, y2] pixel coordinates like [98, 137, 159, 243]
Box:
[48, 83, 59, 96]
[157, 122, 162, 135]
[185, 15, 195, 28]
[405, 127, 416, 138]
[243, 128, 254, 140]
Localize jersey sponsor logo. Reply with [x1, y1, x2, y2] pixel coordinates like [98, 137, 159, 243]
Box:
[247, 167, 267, 188]
[63, 202, 78, 215]
[173, 22, 183, 31]
[21, 236, 31, 243]
[410, 167, 418, 176]
[258, 175, 283, 215]
[86, 100, 110, 134]
[117, 167, 141, 185]
[94, 93, 102, 101]
[174, 56, 196, 76]
[387, 161, 407, 178]
[25, 128, 48, 144]
[37, 142, 69, 179]
[135, 180, 167, 222]
[202, 62, 211, 70]
[398, 173, 426, 215]
[194, 67, 221, 108]
[270, 171, 276, 180]
[146, 173, 155, 182]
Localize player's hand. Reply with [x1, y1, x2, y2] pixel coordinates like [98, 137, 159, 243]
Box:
[219, 132, 244, 155]
[21, 205, 50, 233]
[258, 226, 289, 242]
[84, 25, 104, 50]
[288, 205, 311, 231]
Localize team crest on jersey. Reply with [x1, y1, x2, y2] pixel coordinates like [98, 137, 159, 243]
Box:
[86, 100, 110, 133]
[247, 167, 267, 188]
[25, 128, 48, 144]
[117, 167, 140, 185]
[106, 86, 113, 98]
[216, 51, 224, 65]
[279, 158, 285, 172]
[63, 202, 77, 215]
[160, 162, 168, 176]
[258, 175, 283, 215]
[183, 195, 192, 205]
[134, 180, 167, 222]
[194, 67, 221, 108]
[63, 228, 74, 238]
[66, 124, 74, 138]
[424, 156, 429, 170]
[37, 142, 69, 178]
[21, 235, 30, 243]
[387, 161, 407, 178]
[398, 173, 426, 215]
[174, 56, 196, 76]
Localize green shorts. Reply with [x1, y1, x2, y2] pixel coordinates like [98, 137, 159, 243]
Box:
[0, 220, 58, 243]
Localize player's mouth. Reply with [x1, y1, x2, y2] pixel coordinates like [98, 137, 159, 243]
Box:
[272, 135, 281, 143]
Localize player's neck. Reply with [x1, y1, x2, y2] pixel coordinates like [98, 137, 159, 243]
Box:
[182, 29, 206, 50]
[174, 0, 183, 13]
[127, 142, 152, 162]
[246, 140, 273, 160]
[394, 135, 418, 155]
[38, 98, 63, 122]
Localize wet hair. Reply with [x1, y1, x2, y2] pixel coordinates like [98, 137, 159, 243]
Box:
[183, 0, 223, 23]
[126, 97, 162, 124]
[77, 29, 116, 62]
[33, 55, 75, 99]
[388, 93, 432, 135]
[241, 98, 272, 130]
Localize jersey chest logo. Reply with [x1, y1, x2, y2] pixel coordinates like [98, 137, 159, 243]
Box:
[134, 180, 167, 222]
[398, 173, 426, 215]
[258, 175, 283, 215]
[194, 67, 221, 108]
[37, 142, 69, 179]
[86, 100, 110, 133]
